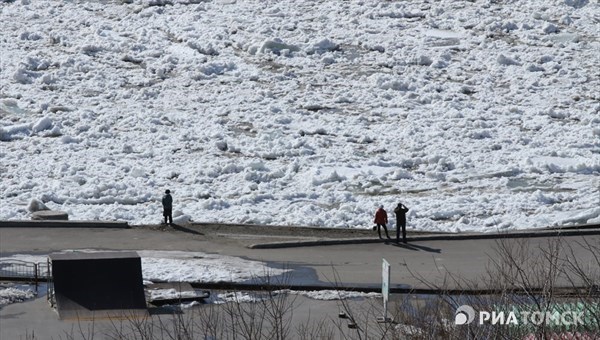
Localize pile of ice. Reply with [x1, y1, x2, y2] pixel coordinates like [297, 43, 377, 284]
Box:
[1, 0, 598, 232]
[0, 285, 36, 307]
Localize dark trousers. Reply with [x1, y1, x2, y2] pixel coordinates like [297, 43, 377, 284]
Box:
[396, 219, 406, 243]
[377, 224, 390, 239]
[163, 209, 173, 224]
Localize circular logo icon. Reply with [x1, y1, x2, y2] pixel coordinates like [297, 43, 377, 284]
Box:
[455, 305, 476, 325]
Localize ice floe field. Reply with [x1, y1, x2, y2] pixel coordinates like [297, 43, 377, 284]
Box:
[1, 0, 598, 232]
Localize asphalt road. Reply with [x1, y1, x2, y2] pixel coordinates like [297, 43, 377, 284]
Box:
[1, 223, 598, 290]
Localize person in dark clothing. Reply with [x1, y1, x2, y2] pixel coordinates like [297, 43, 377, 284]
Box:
[162, 189, 173, 225]
[394, 202, 409, 243]
[374, 205, 391, 239]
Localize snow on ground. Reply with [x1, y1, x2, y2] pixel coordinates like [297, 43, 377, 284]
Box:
[0, 0, 598, 232]
[0, 250, 287, 307]
[137, 250, 290, 283]
[204, 289, 381, 305]
[148, 287, 200, 301]
[0, 282, 379, 310]
[1, 250, 290, 284]
[289, 289, 381, 301]
[0, 252, 376, 308]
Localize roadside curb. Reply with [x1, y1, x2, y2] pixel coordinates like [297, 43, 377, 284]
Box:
[187, 281, 595, 296]
[248, 225, 600, 249]
[0, 220, 130, 229]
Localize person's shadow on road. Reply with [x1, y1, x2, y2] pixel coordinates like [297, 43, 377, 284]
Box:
[170, 224, 204, 236]
[388, 241, 441, 253]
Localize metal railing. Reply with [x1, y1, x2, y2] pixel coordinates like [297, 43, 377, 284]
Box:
[0, 258, 48, 291]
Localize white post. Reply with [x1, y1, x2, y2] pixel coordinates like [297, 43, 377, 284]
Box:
[381, 258, 391, 322]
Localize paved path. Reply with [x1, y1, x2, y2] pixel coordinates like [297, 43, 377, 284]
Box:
[1, 223, 599, 339]
[1, 223, 598, 290]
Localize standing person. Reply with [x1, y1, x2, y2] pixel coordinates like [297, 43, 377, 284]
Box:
[162, 189, 173, 225]
[394, 202, 410, 243]
[374, 205, 391, 239]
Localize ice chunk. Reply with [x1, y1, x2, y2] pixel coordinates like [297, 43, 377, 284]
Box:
[307, 38, 338, 54]
[542, 23, 559, 34]
[373, 74, 415, 91]
[258, 38, 300, 55]
[0, 123, 32, 141]
[215, 141, 228, 151]
[32, 117, 53, 133]
[312, 170, 346, 186]
[27, 198, 49, 213]
[497, 54, 521, 66]
[13, 67, 35, 84]
[61, 135, 80, 144]
[565, 0, 588, 8]
[195, 62, 236, 78]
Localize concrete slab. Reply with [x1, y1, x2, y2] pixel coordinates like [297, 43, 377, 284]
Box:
[0, 220, 129, 228]
[31, 210, 69, 221]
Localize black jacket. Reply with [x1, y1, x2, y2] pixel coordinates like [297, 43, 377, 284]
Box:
[394, 204, 409, 222]
[162, 194, 173, 210]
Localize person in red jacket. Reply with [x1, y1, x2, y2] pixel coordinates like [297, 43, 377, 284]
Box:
[374, 205, 391, 239]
